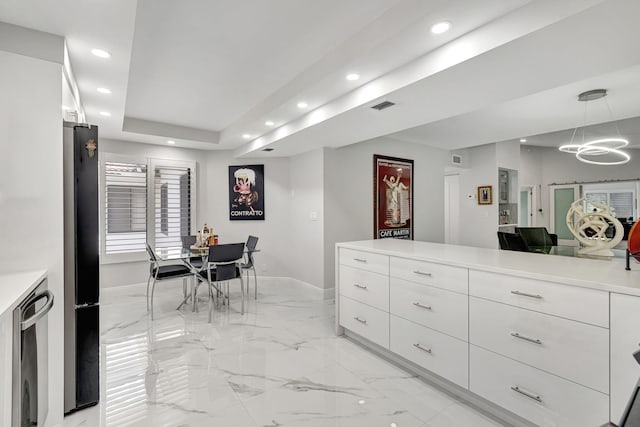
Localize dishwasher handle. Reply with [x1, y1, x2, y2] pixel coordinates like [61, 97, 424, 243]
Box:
[21, 290, 54, 331]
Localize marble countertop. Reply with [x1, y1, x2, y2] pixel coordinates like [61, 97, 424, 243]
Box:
[337, 239, 640, 296]
[0, 270, 48, 316]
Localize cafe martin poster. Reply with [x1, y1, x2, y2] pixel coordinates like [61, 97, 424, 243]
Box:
[229, 165, 265, 221]
[373, 155, 413, 240]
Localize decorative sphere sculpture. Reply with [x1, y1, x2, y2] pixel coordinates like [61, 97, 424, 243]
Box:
[566, 197, 624, 256]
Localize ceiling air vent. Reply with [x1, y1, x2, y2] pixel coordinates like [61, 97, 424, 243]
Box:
[371, 101, 396, 111]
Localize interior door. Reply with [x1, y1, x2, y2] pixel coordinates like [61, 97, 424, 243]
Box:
[519, 186, 533, 227]
[550, 184, 580, 246]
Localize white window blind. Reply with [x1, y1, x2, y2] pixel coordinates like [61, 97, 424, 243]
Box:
[154, 166, 192, 249]
[610, 192, 634, 219]
[104, 161, 147, 254]
[584, 192, 607, 213]
[585, 191, 635, 219]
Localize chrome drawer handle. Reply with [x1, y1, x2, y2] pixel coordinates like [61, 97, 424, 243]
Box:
[353, 284, 368, 290]
[511, 332, 542, 345]
[413, 270, 432, 277]
[413, 343, 432, 354]
[354, 316, 367, 325]
[412, 302, 432, 310]
[511, 290, 542, 299]
[511, 386, 543, 403]
[354, 258, 367, 263]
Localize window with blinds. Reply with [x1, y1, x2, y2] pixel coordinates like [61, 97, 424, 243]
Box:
[105, 162, 147, 254]
[154, 166, 191, 249]
[585, 191, 635, 219]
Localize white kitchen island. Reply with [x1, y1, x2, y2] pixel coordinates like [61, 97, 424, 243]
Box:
[335, 239, 640, 427]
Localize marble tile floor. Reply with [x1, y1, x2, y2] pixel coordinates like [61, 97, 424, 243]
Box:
[61, 278, 507, 427]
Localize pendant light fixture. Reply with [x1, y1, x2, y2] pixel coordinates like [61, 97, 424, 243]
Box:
[558, 89, 631, 165]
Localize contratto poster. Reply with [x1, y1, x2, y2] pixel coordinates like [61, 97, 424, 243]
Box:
[229, 164, 265, 221]
[373, 154, 413, 240]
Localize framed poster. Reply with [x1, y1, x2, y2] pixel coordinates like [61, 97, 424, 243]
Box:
[374, 154, 413, 240]
[477, 185, 492, 205]
[229, 164, 265, 220]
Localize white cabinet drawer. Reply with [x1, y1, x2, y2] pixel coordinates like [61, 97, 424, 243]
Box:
[611, 293, 640, 423]
[469, 270, 609, 327]
[470, 345, 609, 427]
[390, 315, 468, 388]
[390, 257, 468, 294]
[470, 297, 609, 393]
[339, 265, 388, 311]
[339, 248, 389, 275]
[390, 277, 468, 341]
[339, 296, 389, 349]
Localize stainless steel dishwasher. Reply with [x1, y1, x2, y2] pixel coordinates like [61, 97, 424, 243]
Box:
[12, 279, 54, 427]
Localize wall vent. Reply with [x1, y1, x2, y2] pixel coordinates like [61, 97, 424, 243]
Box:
[371, 101, 396, 111]
[262, 148, 274, 152]
[452, 154, 462, 165]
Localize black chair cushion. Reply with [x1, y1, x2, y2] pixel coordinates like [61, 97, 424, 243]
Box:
[189, 258, 204, 269]
[154, 264, 192, 279]
[198, 265, 241, 282]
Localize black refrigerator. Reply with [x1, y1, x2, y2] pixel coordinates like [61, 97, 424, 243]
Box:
[63, 122, 100, 414]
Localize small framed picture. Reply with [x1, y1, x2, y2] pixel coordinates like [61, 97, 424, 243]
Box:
[478, 185, 492, 205]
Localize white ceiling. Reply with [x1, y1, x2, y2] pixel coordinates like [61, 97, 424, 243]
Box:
[3, 0, 640, 157]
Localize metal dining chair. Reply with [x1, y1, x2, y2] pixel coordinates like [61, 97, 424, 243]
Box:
[145, 244, 192, 320]
[241, 235, 259, 299]
[176, 236, 206, 311]
[197, 242, 246, 321]
[180, 235, 204, 269]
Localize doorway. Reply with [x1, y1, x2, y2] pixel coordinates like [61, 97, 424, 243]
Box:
[519, 185, 536, 227]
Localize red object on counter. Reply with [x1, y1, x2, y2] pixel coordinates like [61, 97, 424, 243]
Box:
[629, 221, 640, 262]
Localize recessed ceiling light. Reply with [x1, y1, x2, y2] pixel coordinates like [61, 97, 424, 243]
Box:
[430, 21, 452, 34]
[167, 140, 175, 145]
[265, 121, 275, 126]
[346, 73, 360, 81]
[520, 138, 527, 143]
[242, 134, 252, 140]
[297, 102, 308, 109]
[99, 111, 111, 117]
[91, 48, 111, 59]
[97, 87, 112, 94]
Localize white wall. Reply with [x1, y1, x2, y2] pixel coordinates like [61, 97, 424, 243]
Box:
[455, 143, 499, 248]
[202, 151, 292, 280]
[323, 137, 449, 290]
[288, 149, 325, 289]
[99, 139, 209, 287]
[520, 145, 640, 229]
[0, 52, 64, 427]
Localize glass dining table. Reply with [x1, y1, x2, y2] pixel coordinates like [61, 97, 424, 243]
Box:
[154, 246, 209, 311]
[153, 245, 259, 311]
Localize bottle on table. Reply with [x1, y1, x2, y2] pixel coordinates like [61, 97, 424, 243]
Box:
[202, 223, 210, 246]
